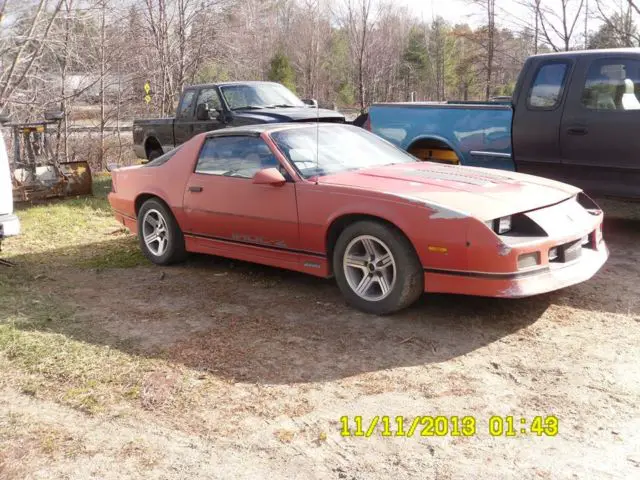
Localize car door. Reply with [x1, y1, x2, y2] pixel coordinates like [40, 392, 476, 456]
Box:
[560, 56, 640, 197]
[173, 89, 198, 147]
[512, 59, 573, 180]
[182, 135, 300, 259]
[192, 87, 225, 135]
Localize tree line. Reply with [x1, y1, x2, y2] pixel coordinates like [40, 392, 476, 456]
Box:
[0, 0, 638, 165]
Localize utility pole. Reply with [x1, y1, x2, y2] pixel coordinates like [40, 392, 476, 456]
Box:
[585, 0, 589, 49]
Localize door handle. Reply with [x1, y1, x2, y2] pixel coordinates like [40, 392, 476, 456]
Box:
[567, 127, 588, 136]
[188, 186, 203, 193]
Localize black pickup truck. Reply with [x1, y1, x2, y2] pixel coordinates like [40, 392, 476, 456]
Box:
[133, 81, 345, 161]
[366, 48, 640, 200]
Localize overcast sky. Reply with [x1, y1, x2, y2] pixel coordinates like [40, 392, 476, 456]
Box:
[399, 0, 600, 34]
[403, 0, 532, 25]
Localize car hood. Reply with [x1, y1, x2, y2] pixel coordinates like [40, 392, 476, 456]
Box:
[234, 107, 345, 123]
[320, 163, 581, 221]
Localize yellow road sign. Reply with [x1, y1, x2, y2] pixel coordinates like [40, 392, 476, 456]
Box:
[144, 94, 152, 104]
[144, 82, 151, 94]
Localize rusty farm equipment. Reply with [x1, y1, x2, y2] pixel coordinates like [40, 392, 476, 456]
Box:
[1, 112, 93, 203]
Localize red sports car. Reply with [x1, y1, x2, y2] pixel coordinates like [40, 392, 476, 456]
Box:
[108, 123, 608, 314]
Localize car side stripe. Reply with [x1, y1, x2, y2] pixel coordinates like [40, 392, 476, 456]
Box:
[184, 232, 326, 258]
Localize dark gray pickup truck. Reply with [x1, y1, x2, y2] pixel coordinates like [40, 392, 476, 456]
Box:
[133, 81, 345, 161]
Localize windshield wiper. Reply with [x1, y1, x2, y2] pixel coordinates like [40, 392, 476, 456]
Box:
[231, 105, 266, 111]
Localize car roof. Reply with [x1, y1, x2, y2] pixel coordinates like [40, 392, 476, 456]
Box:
[185, 81, 283, 90]
[531, 47, 640, 60]
[206, 123, 353, 137]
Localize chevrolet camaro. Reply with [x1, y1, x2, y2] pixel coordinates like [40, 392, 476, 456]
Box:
[108, 123, 609, 315]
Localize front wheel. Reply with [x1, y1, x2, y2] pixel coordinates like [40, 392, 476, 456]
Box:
[137, 198, 187, 265]
[333, 221, 424, 315]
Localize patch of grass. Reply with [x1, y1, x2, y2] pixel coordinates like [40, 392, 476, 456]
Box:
[0, 280, 153, 413]
[4, 174, 147, 269]
[6, 176, 121, 259]
[74, 237, 146, 269]
[274, 429, 295, 443]
[63, 385, 104, 415]
[0, 321, 167, 413]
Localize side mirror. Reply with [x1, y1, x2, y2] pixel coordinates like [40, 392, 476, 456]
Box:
[253, 167, 286, 186]
[302, 98, 318, 107]
[195, 103, 210, 121]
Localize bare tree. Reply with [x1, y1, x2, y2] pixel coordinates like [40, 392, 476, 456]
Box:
[339, 0, 378, 112]
[465, 0, 496, 100]
[0, 0, 65, 110]
[536, 0, 585, 51]
[594, 0, 639, 46]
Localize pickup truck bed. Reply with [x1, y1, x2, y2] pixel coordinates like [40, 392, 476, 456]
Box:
[368, 102, 514, 171]
[367, 48, 640, 200]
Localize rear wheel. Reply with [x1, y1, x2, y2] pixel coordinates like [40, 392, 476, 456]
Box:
[333, 221, 424, 315]
[137, 198, 186, 265]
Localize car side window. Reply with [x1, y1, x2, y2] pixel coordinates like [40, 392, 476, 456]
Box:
[195, 136, 283, 179]
[196, 88, 222, 112]
[527, 62, 569, 110]
[581, 59, 640, 111]
[177, 90, 196, 119]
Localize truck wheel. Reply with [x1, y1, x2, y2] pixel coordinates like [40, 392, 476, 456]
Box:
[148, 148, 163, 161]
[332, 220, 424, 315]
[137, 198, 186, 265]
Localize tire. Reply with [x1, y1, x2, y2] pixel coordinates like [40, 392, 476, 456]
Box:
[332, 220, 424, 315]
[137, 198, 187, 265]
[147, 148, 163, 162]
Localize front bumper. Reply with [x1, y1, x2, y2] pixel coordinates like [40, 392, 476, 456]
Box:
[424, 240, 609, 298]
[0, 213, 20, 238]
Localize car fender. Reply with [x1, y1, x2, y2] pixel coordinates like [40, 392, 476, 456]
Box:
[324, 193, 472, 271]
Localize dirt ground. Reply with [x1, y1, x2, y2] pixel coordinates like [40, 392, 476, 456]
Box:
[1, 191, 639, 479]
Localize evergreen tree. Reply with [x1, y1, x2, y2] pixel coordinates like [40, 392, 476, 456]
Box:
[267, 52, 297, 93]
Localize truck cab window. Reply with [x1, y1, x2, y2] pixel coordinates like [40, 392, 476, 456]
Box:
[196, 88, 222, 112]
[581, 59, 640, 111]
[527, 63, 569, 109]
[177, 90, 197, 118]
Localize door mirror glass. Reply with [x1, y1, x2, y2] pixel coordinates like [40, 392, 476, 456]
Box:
[302, 98, 318, 107]
[195, 103, 210, 121]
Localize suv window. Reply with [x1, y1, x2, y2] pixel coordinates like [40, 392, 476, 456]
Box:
[581, 59, 640, 111]
[196, 88, 222, 111]
[195, 136, 281, 179]
[528, 62, 569, 109]
[177, 90, 196, 118]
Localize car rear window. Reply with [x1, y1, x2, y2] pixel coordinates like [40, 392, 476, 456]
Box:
[527, 62, 570, 110]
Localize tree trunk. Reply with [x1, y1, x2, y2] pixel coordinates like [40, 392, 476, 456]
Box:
[100, 0, 106, 169]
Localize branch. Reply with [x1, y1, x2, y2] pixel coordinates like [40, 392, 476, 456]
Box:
[0, 0, 47, 102]
[4, 0, 65, 104]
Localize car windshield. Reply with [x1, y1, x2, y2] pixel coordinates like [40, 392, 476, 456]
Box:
[220, 83, 306, 110]
[270, 125, 418, 179]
